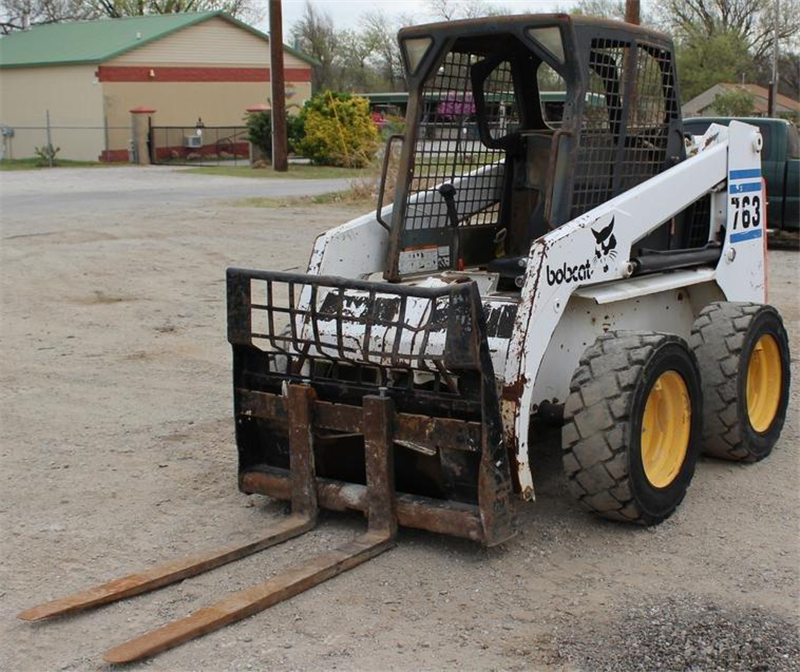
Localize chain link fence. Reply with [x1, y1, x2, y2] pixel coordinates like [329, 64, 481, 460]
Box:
[1, 113, 252, 166]
[1, 115, 133, 164]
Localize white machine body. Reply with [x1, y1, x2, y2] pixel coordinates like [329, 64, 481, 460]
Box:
[301, 120, 766, 499]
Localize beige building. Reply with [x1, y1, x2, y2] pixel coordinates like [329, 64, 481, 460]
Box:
[0, 12, 316, 161]
[682, 83, 800, 119]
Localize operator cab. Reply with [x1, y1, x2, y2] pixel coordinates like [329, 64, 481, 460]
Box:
[382, 15, 687, 288]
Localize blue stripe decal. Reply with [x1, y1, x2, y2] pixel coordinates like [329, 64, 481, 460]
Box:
[730, 229, 763, 244]
[729, 169, 761, 180]
[729, 182, 761, 194]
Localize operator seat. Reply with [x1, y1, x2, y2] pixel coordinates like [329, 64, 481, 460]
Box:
[488, 131, 553, 286]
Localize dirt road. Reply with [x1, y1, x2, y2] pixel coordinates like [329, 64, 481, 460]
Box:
[1, 180, 798, 671]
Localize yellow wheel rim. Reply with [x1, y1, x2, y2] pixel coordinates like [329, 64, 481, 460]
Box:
[746, 334, 782, 433]
[641, 371, 691, 489]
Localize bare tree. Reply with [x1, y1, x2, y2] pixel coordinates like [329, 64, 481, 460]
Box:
[291, 1, 339, 91]
[361, 9, 406, 91]
[338, 28, 380, 91]
[561, 0, 626, 19]
[657, 0, 800, 59]
[554, 0, 664, 25]
[0, 0, 260, 33]
[755, 43, 800, 98]
[94, 0, 261, 20]
[0, 0, 97, 34]
[429, 0, 510, 20]
[429, 0, 459, 20]
[778, 51, 799, 97]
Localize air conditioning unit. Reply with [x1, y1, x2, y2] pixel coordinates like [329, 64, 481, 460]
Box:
[184, 135, 202, 148]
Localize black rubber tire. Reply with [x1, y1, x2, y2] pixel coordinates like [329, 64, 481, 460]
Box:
[562, 332, 703, 525]
[690, 302, 791, 462]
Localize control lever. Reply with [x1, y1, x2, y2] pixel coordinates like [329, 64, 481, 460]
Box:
[438, 183, 461, 270]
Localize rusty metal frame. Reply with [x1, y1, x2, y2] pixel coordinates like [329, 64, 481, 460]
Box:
[227, 267, 515, 546]
[383, 14, 684, 281]
[17, 385, 319, 625]
[20, 387, 402, 664]
[101, 390, 399, 664]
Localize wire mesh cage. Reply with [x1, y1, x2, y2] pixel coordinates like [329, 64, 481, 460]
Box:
[571, 39, 679, 220]
[571, 38, 628, 219]
[403, 50, 520, 233]
[227, 269, 493, 413]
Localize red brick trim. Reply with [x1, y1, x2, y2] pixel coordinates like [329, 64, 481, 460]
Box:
[97, 66, 311, 83]
[154, 142, 249, 161]
[99, 141, 250, 163]
[100, 149, 130, 162]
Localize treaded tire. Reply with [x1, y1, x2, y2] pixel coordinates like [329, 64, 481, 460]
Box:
[690, 302, 791, 462]
[562, 332, 703, 525]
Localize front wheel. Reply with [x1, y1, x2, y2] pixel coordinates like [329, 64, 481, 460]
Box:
[562, 332, 703, 525]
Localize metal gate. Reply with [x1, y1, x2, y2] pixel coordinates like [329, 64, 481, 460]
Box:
[149, 124, 250, 166]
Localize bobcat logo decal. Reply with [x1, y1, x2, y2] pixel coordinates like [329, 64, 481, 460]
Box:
[544, 217, 618, 286]
[592, 217, 617, 272]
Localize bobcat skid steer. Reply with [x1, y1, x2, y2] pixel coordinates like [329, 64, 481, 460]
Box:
[21, 14, 791, 663]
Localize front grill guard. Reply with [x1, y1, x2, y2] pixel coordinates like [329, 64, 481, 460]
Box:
[226, 268, 515, 545]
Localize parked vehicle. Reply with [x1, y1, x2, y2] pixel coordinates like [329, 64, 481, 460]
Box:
[684, 117, 799, 232]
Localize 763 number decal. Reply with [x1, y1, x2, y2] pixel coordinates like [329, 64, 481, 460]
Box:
[730, 194, 761, 230]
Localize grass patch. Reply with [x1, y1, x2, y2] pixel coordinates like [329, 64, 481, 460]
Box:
[235, 192, 374, 209]
[180, 164, 369, 180]
[0, 158, 120, 171]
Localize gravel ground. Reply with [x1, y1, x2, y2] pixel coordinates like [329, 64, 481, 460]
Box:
[555, 594, 800, 671]
[0, 175, 798, 671]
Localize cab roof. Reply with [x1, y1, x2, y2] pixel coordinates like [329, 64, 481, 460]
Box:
[398, 13, 671, 47]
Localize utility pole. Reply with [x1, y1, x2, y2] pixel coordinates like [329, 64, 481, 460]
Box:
[769, 0, 780, 117]
[269, 0, 288, 172]
[625, 0, 640, 25]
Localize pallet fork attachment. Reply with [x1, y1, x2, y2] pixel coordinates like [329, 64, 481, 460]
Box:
[18, 386, 398, 664]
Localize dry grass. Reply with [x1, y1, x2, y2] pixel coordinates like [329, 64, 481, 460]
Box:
[344, 144, 402, 205]
[234, 192, 373, 209]
[233, 144, 442, 211]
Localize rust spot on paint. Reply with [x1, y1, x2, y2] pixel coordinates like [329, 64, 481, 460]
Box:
[501, 376, 526, 402]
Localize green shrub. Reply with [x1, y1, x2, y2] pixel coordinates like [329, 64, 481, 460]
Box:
[245, 111, 273, 159]
[380, 114, 406, 140]
[34, 144, 60, 167]
[287, 113, 305, 153]
[296, 91, 378, 168]
[711, 88, 755, 117]
[245, 110, 306, 160]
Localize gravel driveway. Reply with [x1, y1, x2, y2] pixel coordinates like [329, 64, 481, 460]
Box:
[0, 174, 797, 671]
[0, 166, 349, 237]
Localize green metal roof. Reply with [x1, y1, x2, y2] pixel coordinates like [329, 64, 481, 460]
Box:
[0, 11, 319, 69]
[365, 92, 409, 105]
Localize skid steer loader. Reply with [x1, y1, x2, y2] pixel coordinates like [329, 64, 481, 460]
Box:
[21, 14, 791, 663]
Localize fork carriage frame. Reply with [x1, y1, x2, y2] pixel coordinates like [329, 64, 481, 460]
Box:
[227, 268, 516, 546]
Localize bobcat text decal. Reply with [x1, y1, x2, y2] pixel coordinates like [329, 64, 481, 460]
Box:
[546, 260, 593, 286]
[545, 217, 617, 286]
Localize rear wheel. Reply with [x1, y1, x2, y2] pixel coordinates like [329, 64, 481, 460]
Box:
[562, 332, 703, 525]
[690, 302, 790, 462]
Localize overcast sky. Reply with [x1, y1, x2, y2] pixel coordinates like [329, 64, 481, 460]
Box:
[257, 0, 575, 35]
